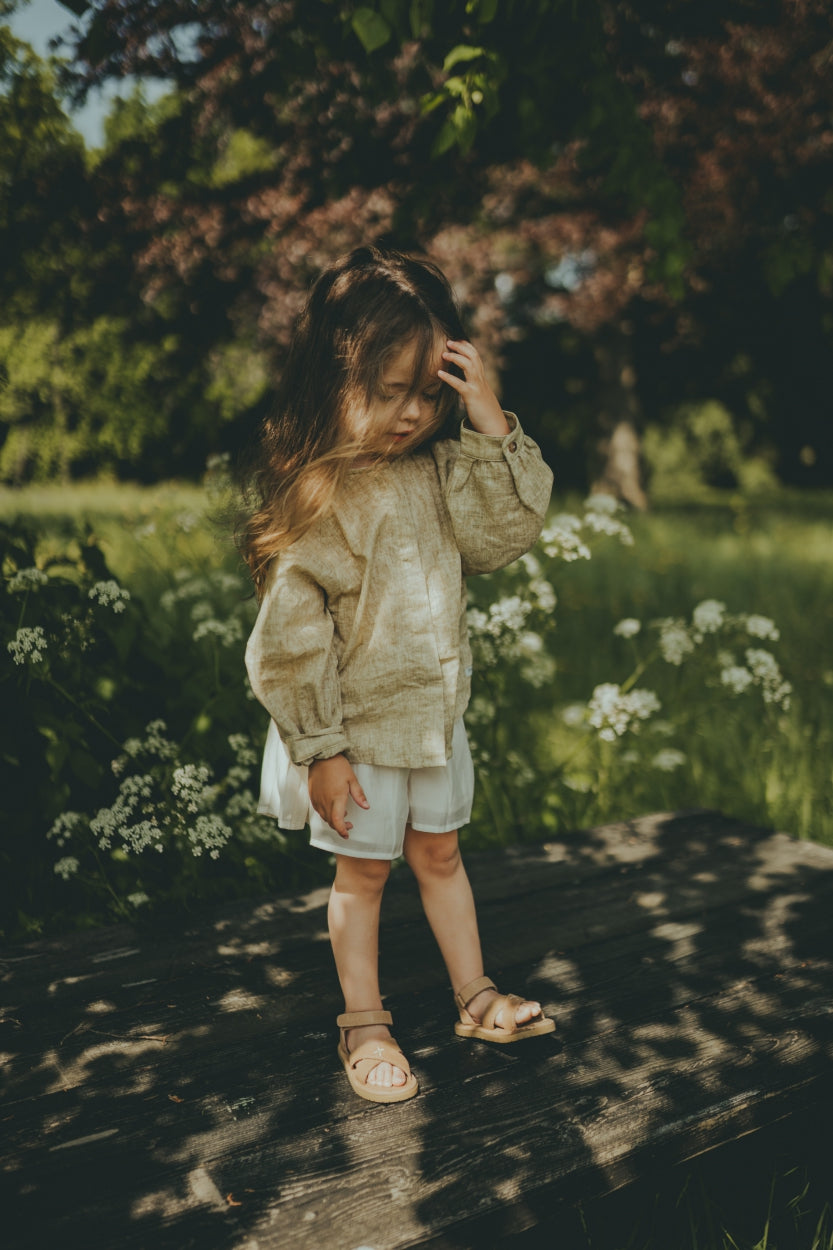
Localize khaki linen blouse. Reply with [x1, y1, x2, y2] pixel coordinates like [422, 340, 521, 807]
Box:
[245, 414, 553, 770]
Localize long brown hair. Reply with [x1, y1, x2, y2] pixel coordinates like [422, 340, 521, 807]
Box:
[238, 246, 467, 593]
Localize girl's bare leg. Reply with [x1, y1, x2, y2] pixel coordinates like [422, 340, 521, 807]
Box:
[403, 827, 543, 1027]
[328, 853, 407, 1088]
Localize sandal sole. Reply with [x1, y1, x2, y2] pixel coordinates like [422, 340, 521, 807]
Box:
[454, 1017, 556, 1043]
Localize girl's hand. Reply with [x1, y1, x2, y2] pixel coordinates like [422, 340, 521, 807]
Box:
[438, 340, 510, 437]
[308, 754, 370, 839]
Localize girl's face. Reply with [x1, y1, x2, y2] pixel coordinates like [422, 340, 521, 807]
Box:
[347, 334, 448, 455]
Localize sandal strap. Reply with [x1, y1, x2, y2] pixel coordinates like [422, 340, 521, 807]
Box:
[348, 1038, 411, 1080]
[337, 1009, 393, 1029]
[481, 991, 524, 1032]
[454, 975, 497, 1013]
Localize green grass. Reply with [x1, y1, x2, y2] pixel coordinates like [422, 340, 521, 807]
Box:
[4, 480, 832, 849]
[541, 492, 833, 846]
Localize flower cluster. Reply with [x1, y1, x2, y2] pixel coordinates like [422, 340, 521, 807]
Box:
[587, 683, 662, 741]
[539, 495, 634, 564]
[467, 593, 556, 688]
[7, 567, 49, 593]
[88, 580, 131, 613]
[8, 626, 47, 665]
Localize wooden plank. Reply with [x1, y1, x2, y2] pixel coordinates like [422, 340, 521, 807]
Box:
[3, 810, 833, 1250]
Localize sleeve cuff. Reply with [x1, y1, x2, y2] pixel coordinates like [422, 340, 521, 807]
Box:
[286, 727, 349, 767]
[458, 412, 523, 462]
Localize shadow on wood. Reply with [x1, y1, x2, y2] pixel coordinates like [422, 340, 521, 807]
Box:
[2, 809, 832, 1249]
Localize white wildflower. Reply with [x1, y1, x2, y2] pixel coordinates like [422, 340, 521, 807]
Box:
[529, 577, 557, 612]
[745, 648, 792, 708]
[8, 626, 47, 665]
[7, 567, 48, 592]
[656, 617, 696, 666]
[46, 811, 86, 847]
[172, 764, 214, 813]
[226, 765, 251, 788]
[743, 614, 780, 641]
[193, 617, 244, 646]
[225, 790, 257, 818]
[520, 552, 542, 577]
[228, 734, 258, 767]
[190, 600, 215, 622]
[583, 493, 620, 515]
[613, 618, 641, 639]
[721, 665, 754, 694]
[487, 595, 532, 635]
[518, 633, 556, 688]
[620, 748, 641, 766]
[185, 813, 232, 859]
[588, 683, 661, 741]
[539, 515, 591, 562]
[88, 580, 131, 613]
[91, 774, 157, 850]
[54, 856, 80, 880]
[692, 599, 726, 634]
[582, 509, 634, 546]
[651, 748, 687, 771]
[561, 703, 587, 727]
[134, 521, 156, 539]
[648, 719, 676, 737]
[127, 891, 150, 907]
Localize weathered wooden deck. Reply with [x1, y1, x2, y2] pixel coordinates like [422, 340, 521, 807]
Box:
[2, 809, 833, 1250]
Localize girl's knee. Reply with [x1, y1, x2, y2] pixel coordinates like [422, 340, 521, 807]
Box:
[334, 854, 391, 895]
[405, 829, 461, 879]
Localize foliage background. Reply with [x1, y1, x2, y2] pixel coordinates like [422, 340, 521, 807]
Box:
[2, 0, 832, 943]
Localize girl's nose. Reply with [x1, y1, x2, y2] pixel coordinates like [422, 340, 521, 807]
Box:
[405, 393, 427, 420]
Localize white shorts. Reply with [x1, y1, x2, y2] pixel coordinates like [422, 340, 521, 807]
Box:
[257, 717, 474, 861]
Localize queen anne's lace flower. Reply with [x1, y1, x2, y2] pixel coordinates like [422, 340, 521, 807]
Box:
[721, 665, 754, 694]
[185, 814, 232, 858]
[88, 580, 131, 613]
[193, 617, 244, 645]
[172, 764, 214, 813]
[588, 683, 661, 741]
[7, 567, 48, 592]
[743, 615, 780, 641]
[651, 748, 687, 771]
[54, 856, 80, 879]
[539, 515, 591, 562]
[692, 599, 726, 634]
[656, 618, 696, 666]
[47, 811, 86, 847]
[8, 626, 47, 665]
[745, 648, 792, 708]
[613, 618, 641, 638]
[561, 703, 587, 727]
[228, 734, 258, 767]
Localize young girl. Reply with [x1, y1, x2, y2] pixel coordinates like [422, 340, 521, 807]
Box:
[242, 245, 555, 1103]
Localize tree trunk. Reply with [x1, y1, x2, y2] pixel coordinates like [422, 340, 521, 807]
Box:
[589, 322, 648, 510]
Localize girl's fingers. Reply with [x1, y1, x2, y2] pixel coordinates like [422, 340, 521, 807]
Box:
[348, 777, 370, 809]
[437, 368, 466, 392]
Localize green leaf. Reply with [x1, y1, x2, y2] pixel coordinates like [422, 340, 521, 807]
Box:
[442, 44, 486, 73]
[466, 0, 498, 18]
[351, 8, 393, 53]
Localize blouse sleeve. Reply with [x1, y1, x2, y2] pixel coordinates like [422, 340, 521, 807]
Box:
[432, 412, 553, 575]
[244, 548, 348, 767]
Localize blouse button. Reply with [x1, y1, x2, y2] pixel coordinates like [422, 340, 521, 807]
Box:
[507, 441, 517, 453]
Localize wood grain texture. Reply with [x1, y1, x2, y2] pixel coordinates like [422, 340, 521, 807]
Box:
[2, 809, 832, 1250]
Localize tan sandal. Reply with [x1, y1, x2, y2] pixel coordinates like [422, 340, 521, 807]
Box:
[336, 1009, 419, 1104]
[453, 975, 556, 1043]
